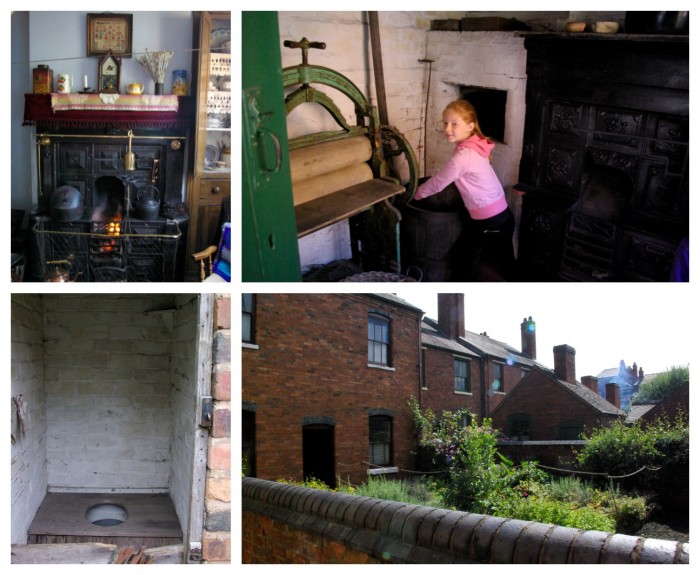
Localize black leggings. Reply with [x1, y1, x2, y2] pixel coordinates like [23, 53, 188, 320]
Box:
[451, 208, 516, 281]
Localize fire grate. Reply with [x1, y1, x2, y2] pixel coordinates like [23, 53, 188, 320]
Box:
[33, 217, 181, 282]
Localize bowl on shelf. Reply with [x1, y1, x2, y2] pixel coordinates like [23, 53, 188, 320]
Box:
[565, 21, 586, 32]
[595, 21, 619, 34]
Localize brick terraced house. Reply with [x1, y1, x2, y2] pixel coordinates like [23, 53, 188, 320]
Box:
[242, 294, 423, 487]
[242, 292, 556, 486]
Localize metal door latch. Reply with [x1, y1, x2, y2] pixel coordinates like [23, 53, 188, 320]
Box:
[199, 396, 213, 428]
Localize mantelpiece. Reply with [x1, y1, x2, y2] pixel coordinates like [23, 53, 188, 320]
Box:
[23, 94, 194, 130]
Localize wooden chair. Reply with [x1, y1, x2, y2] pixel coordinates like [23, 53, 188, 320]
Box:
[192, 198, 230, 282]
[192, 245, 219, 281]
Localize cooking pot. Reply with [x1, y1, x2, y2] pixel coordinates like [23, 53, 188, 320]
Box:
[51, 185, 83, 221]
[135, 185, 160, 220]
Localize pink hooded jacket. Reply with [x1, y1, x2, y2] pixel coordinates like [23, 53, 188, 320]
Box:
[414, 135, 508, 220]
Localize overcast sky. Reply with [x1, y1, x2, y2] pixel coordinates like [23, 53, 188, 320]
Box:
[391, 283, 691, 379]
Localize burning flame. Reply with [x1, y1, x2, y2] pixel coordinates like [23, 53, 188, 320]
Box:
[106, 221, 121, 236]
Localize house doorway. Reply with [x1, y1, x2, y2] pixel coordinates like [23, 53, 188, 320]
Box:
[302, 424, 335, 488]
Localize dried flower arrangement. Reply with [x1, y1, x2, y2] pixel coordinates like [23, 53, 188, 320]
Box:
[136, 49, 174, 84]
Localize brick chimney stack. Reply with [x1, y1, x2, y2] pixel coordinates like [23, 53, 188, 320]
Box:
[553, 344, 576, 385]
[581, 375, 599, 394]
[521, 316, 536, 359]
[606, 382, 621, 409]
[437, 294, 465, 340]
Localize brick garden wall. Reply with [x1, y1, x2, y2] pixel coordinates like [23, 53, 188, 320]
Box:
[242, 477, 689, 564]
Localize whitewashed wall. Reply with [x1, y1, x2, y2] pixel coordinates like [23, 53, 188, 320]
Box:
[11, 295, 48, 544]
[43, 295, 177, 492]
[425, 31, 527, 203]
[169, 294, 201, 533]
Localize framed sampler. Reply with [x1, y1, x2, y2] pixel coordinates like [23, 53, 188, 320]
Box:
[87, 13, 133, 57]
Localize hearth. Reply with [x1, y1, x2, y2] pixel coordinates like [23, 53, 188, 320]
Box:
[517, 34, 688, 281]
[34, 214, 181, 282]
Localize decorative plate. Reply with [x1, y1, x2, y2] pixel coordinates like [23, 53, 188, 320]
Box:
[205, 145, 219, 167]
[211, 28, 231, 52]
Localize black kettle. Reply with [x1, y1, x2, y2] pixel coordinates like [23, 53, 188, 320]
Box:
[135, 185, 160, 221]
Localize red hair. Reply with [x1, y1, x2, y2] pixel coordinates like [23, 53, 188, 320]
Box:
[443, 99, 489, 140]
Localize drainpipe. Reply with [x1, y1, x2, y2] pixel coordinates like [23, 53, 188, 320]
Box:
[417, 312, 424, 408]
[479, 357, 487, 421]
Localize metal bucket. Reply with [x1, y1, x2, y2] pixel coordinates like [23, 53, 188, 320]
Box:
[399, 182, 466, 282]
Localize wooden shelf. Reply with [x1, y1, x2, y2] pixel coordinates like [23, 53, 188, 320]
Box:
[295, 178, 405, 238]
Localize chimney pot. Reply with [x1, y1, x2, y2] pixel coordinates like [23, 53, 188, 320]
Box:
[520, 316, 537, 359]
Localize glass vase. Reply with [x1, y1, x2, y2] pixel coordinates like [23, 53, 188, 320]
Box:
[154, 82, 163, 95]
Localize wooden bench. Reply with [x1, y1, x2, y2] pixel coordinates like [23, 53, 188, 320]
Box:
[282, 38, 418, 269]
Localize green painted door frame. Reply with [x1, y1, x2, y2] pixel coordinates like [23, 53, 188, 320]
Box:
[242, 11, 301, 281]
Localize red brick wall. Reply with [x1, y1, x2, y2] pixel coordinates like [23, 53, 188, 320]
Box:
[491, 371, 620, 440]
[420, 346, 482, 416]
[242, 294, 422, 486]
[242, 509, 380, 563]
[485, 360, 523, 414]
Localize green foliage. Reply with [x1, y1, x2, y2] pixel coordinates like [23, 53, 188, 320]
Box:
[576, 412, 689, 497]
[493, 492, 616, 532]
[545, 476, 596, 506]
[632, 365, 688, 403]
[409, 397, 652, 534]
[611, 493, 650, 534]
[346, 475, 442, 507]
[575, 419, 661, 479]
[410, 397, 547, 515]
[276, 476, 335, 491]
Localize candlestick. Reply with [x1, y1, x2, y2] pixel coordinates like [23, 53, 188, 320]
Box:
[83, 75, 88, 89]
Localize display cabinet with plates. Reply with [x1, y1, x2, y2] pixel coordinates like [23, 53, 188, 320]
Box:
[187, 11, 231, 280]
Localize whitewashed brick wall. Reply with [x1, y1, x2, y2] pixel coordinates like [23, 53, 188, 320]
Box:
[169, 295, 201, 531]
[11, 295, 48, 544]
[425, 31, 527, 200]
[43, 295, 177, 492]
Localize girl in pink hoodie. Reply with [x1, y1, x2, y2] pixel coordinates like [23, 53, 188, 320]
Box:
[414, 99, 515, 280]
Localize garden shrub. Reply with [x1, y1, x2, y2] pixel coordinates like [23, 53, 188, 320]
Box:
[576, 412, 689, 502]
[492, 493, 616, 532]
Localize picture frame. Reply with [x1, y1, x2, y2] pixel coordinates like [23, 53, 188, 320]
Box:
[98, 51, 121, 94]
[87, 13, 133, 57]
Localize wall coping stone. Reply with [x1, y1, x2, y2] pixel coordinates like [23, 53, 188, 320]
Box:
[243, 477, 689, 564]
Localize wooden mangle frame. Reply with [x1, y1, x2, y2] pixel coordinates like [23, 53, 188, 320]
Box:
[282, 38, 418, 274]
